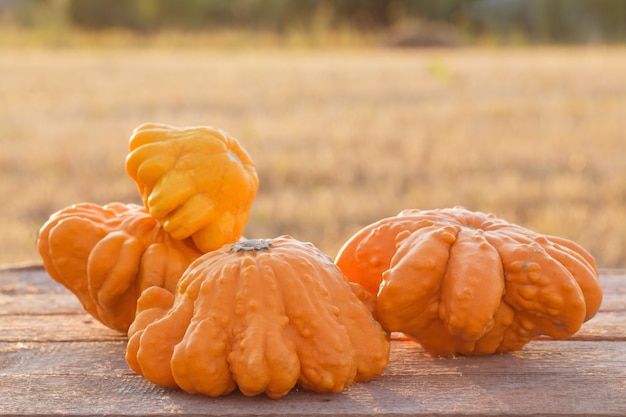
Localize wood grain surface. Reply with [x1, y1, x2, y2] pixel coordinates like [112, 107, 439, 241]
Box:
[1, 265, 625, 417]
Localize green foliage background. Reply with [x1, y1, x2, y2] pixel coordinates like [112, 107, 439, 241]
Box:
[3, 0, 626, 45]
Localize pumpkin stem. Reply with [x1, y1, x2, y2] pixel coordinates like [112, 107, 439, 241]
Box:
[231, 239, 272, 252]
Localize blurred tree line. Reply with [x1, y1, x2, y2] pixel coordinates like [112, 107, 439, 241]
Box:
[2, 0, 625, 45]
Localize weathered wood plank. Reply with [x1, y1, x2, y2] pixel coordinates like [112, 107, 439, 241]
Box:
[0, 341, 129, 376]
[0, 292, 84, 316]
[0, 264, 64, 293]
[1, 340, 624, 416]
[2, 267, 624, 312]
[2, 309, 622, 344]
[1, 266, 624, 319]
[598, 271, 626, 312]
[6, 288, 624, 317]
[0, 314, 125, 342]
[1, 266, 625, 416]
[573, 311, 626, 341]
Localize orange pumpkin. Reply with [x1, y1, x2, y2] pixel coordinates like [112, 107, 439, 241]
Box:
[37, 202, 202, 332]
[336, 207, 602, 356]
[126, 236, 390, 398]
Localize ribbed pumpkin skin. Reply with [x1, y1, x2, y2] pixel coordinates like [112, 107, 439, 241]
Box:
[125, 123, 259, 253]
[335, 207, 602, 356]
[37, 202, 202, 332]
[126, 236, 390, 399]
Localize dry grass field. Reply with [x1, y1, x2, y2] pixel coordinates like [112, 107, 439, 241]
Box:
[1, 46, 625, 268]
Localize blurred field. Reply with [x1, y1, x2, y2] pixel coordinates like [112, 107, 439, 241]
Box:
[1, 47, 625, 268]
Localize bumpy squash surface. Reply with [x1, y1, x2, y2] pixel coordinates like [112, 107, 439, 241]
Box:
[126, 236, 390, 398]
[37, 202, 202, 332]
[125, 123, 259, 252]
[336, 207, 602, 356]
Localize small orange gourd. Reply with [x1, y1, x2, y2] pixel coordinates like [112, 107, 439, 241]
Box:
[125, 123, 259, 253]
[335, 207, 602, 356]
[37, 202, 202, 332]
[126, 236, 390, 399]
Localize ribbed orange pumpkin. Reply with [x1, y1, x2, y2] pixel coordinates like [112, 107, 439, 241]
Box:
[37, 202, 202, 332]
[335, 207, 602, 356]
[126, 236, 390, 398]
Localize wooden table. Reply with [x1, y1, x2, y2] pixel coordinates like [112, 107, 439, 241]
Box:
[1, 265, 624, 417]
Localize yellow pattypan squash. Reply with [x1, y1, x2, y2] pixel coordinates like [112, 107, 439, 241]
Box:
[125, 123, 259, 252]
